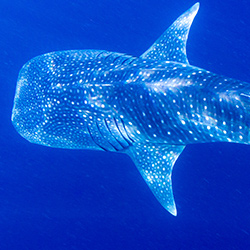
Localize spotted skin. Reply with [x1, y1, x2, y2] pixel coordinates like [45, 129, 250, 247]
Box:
[12, 3, 250, 215]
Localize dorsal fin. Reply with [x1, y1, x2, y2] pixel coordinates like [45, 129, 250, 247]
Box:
[140, 3, 199, 64]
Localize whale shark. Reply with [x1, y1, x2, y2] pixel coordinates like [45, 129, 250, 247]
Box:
[11, 3, 250, 216]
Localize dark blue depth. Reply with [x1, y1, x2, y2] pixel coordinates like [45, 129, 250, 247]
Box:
[1, 0, 250, 249]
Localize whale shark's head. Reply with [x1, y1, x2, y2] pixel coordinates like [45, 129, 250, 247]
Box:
[11, 50, 136, 149]
[12, 52, 99, 148]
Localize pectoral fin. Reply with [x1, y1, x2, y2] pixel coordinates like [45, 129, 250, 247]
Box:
[140, 3, 199, 64]
[126, 143, 185, 216]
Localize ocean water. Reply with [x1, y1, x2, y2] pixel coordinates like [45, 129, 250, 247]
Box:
[1, 0, 250, 249]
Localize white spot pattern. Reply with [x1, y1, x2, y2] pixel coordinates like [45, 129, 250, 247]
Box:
[11, 3, 250, 216]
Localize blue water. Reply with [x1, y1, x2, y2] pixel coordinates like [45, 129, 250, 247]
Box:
[1, 0, 250, 249]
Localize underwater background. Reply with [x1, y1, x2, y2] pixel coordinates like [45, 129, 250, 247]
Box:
[1, 0, 250, 249]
